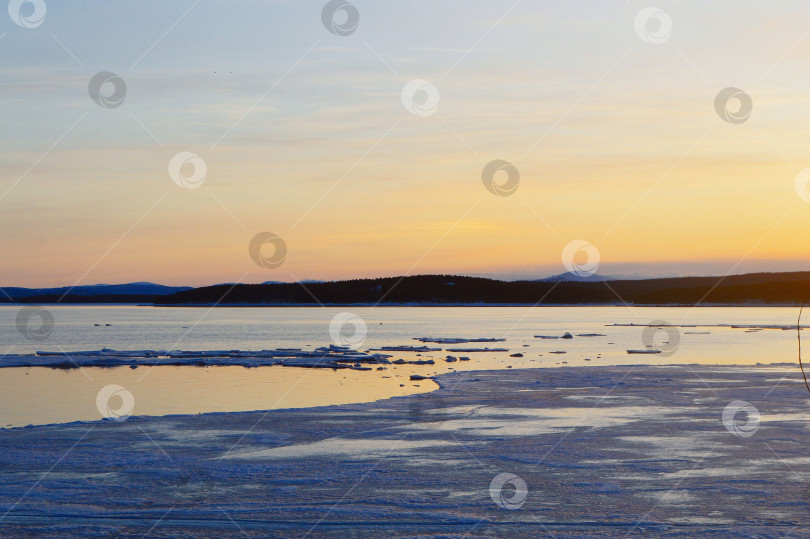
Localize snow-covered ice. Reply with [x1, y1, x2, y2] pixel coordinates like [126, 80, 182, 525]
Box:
[0, 364, 809, 536]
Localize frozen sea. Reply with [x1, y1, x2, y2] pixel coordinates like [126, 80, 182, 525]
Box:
[0, 306, 809, 536]
[0, 305, 804, 428]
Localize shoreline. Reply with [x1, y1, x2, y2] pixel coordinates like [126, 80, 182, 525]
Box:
[3, 302, 808, 307]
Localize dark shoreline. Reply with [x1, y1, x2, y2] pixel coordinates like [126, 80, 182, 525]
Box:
[155, 272, 810, 307]
[3, 302, 808, 308]
[152, 302, 807, 307]
[6, 271, 810, 307]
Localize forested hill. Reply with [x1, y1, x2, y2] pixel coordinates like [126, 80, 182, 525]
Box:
[155, 272, 810, 306]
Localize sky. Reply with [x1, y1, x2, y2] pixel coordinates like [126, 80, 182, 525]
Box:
[3, 0, 810, 286]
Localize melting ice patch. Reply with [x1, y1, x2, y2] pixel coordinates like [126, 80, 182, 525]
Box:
[223, 438, 458, 460]
[402, 405, 677, 436]
[617, 435, 724, 461]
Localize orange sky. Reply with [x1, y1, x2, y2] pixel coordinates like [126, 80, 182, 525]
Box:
[3, 2, 810, 286]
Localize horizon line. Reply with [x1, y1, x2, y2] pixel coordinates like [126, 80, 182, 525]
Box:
[6, 268, 810, 290]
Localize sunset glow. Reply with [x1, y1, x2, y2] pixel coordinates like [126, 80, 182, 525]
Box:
[4, 1, 810, 286]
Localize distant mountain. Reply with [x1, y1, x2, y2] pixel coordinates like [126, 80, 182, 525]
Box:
[0, 282, 192, 302]
[261, 280, 324, 285]
[540, 272, 615, 282]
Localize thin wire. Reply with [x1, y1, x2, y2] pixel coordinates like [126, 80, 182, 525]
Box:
[798, 303, 810, 395]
